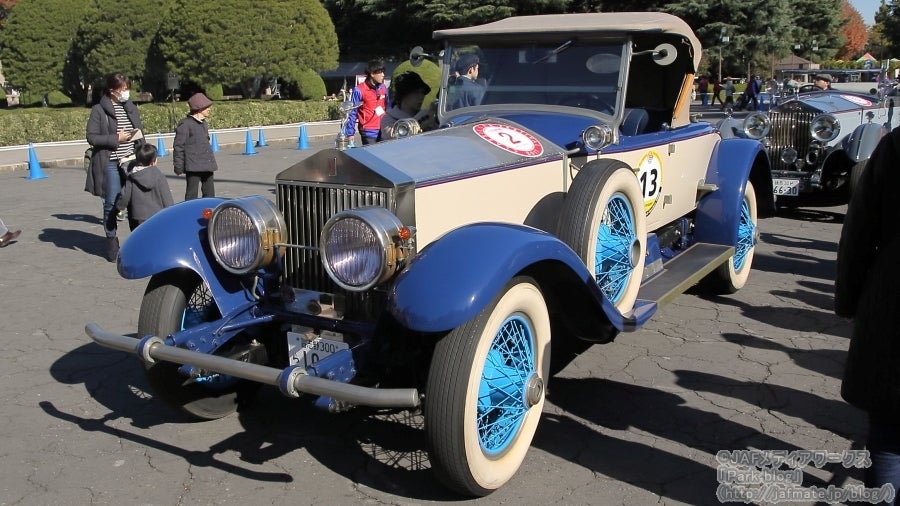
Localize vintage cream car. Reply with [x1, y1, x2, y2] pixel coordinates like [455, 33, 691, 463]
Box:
[86, 12, 773, 496]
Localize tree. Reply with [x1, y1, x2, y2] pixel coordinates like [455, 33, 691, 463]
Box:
[790, 0, 844, 61]
[0, 0, 89, 101]
[837, 0, 868, 60]
[158, 0, 338, 98]
[876, 0, 900, 57]
[327, 0, 570, 60]
[0, 0, 19, 30]
[66, 0, 174, 104]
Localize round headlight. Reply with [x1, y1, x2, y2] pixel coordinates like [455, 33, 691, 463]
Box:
[810, 114, 840, 142]
[208, 196, 286, 275]
[743, 113, 770, 139]
[320, 207, 406, 291]
[582, 124, 615, 151]
[387, 118, 422, 140]
[780, 147, 798, 165]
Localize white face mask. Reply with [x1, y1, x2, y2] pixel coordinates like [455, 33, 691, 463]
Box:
[117, 90, 130, 102]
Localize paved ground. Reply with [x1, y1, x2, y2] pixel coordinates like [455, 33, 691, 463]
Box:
[0, 128, 864, 505]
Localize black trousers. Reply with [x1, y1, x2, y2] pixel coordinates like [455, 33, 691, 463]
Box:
[185, 171, 215, 200]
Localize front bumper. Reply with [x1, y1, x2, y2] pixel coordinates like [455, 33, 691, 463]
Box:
[85, 322, 421, 409]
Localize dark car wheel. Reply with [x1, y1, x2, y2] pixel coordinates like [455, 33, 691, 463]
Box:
[849, 160, 867, 199]
[138, 272, 259, 420]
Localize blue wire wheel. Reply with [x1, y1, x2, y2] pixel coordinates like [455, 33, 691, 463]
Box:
[595, 192, 638, 303]
[477, 314, 535, 455]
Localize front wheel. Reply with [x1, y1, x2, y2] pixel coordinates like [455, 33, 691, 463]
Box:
[138, 272, 258, 420]
[702, 181, 758, 293]
[425, 276, 551, 496]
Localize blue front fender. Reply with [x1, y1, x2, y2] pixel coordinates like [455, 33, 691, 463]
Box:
[388, 222, 642, 333]
[117, 198, 255, 314]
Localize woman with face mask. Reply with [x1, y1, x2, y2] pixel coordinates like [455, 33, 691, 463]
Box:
[85, 72, 145, 262]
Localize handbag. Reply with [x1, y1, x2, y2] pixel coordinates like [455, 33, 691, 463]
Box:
[84, 107, 109, 173]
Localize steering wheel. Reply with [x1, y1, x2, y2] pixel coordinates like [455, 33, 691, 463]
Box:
[798, 84, 819, 93]
[558, 94, 614, 114]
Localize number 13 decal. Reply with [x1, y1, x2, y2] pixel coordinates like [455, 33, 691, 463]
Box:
[637, 150, 663, 215]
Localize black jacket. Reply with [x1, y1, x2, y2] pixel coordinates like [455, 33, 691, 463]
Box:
[114, 164, 174, 222]
[84, 95, 144, 197]
[173, 115, 217, 175]
[836, 125, 900, 419]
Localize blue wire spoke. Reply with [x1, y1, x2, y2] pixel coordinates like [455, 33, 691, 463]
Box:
[594, 194, 636, 301]
[733, 198, 754, 270]
[477, 315, 535, 454]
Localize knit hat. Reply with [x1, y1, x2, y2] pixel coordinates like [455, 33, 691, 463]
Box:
[188, 92, 213, 112]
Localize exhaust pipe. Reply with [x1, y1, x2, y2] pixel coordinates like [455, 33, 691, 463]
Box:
[85, 323, 421, 408]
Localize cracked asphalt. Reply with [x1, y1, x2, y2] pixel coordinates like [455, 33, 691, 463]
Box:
[0, 138, 860, 505]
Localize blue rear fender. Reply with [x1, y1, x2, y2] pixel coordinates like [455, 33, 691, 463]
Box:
[388, 222, 650, 335]
[117, 198, 256, 315]
[694, 138, 772, 245]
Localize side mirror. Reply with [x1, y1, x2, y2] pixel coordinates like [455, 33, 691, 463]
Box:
[652, 43, 677, 66]
[632, 43, 677, 66]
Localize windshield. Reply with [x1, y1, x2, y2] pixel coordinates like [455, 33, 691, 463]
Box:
[442, 41, 626, 117]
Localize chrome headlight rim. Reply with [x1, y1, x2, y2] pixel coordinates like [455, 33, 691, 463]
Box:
[320, 207, 405, 292]
[742, 112, 770, 139]
[207, 196, 286, 275]
[810, 113, 840, 142]
[582, 123, 615, 151]
[387, 118, 422, 139]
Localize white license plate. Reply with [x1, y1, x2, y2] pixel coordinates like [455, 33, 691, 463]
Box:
[287, 328, 349, 369]
[772, 178, 800, 196]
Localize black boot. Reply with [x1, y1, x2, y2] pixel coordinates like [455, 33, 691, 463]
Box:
[105, 237, 119, 262]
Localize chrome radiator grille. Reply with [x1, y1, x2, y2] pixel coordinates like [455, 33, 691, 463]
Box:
[277, 182, 391, 292]
[765, 111, 816, 172]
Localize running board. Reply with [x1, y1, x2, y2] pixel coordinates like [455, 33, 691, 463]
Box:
[636, 243, 734, 308]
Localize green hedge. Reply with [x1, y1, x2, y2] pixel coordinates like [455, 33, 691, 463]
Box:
[0, 99, 341, 146]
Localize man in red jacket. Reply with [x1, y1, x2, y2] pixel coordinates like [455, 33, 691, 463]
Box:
[344, 59, 390, 145]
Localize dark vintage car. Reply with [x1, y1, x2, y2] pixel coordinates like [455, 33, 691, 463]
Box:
[86, 12, 773, 496]
[719, 89, 900, 198]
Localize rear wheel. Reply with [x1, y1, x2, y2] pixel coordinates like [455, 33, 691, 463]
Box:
[138, 272, 258, 420]
[558, 160, 646, 313]
[425, 277, 551, 496]
[702, 182, 758, 293]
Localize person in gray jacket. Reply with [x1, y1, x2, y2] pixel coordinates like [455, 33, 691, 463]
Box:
[173, 92, 218, 200]
[109, 144, 173, 231]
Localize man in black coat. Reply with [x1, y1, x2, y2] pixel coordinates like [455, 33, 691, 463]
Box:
[836, 125, 900, 500]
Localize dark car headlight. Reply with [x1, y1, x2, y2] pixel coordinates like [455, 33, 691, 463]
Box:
[810, 114, 840, 142]
[320, 207, 409, 291]
[743, 113, 770, 139]
[207, 196, 286, 275]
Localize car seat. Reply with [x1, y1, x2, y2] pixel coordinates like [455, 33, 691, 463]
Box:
[620, 108, 649, 136]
